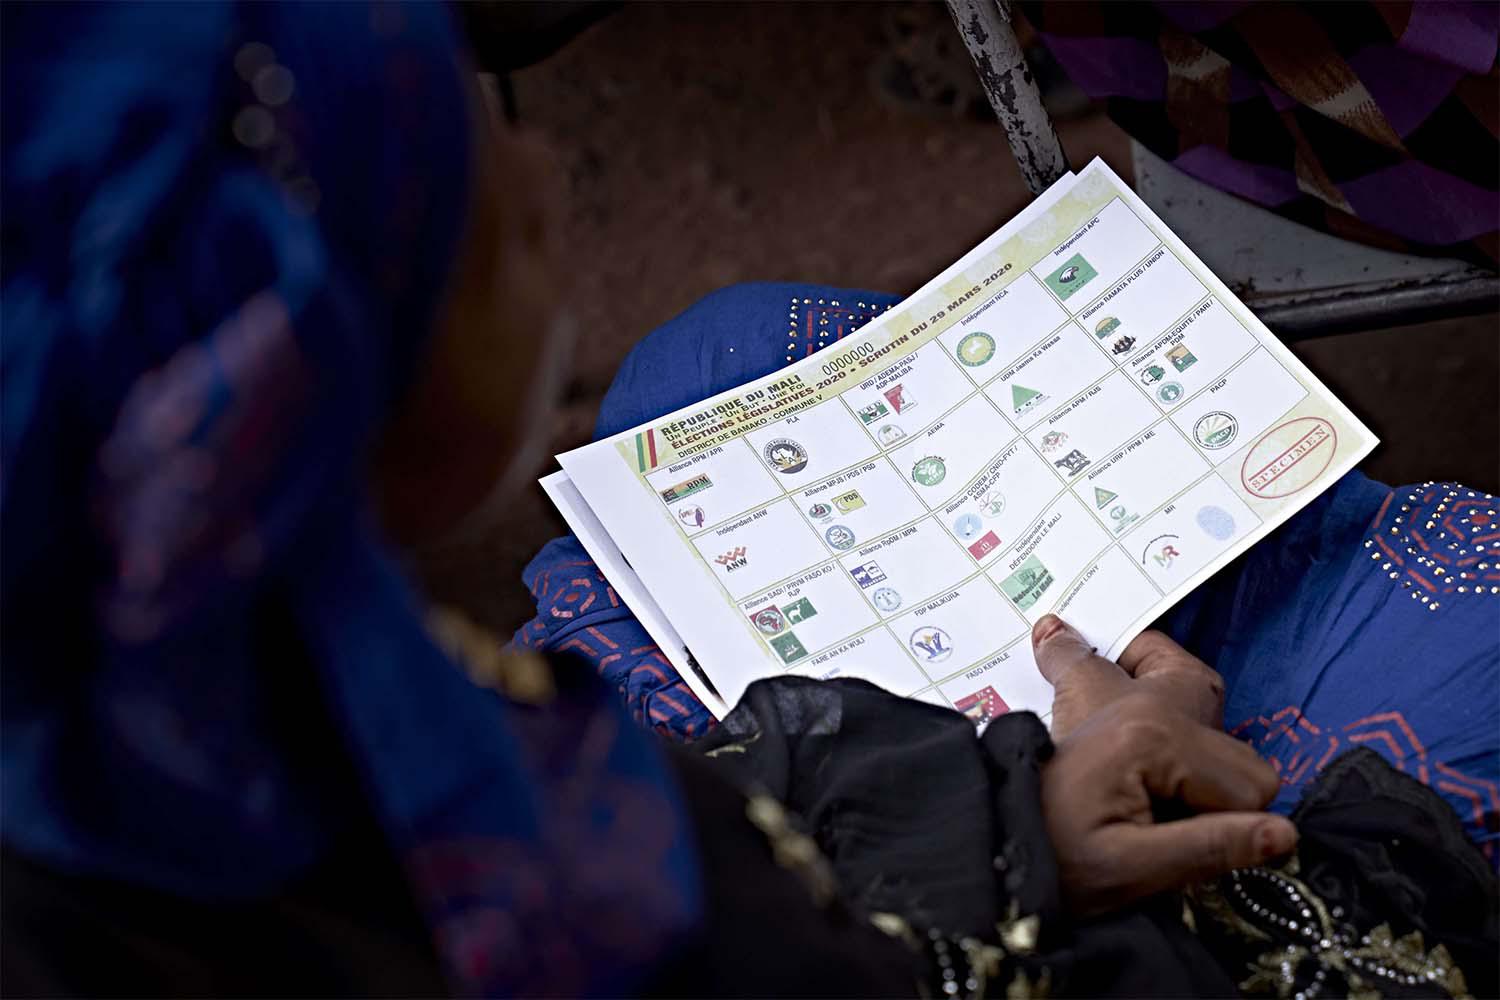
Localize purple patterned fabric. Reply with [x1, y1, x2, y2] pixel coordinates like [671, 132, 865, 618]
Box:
[1025, 0, 1500, 263]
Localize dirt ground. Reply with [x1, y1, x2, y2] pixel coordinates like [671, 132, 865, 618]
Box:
[418, 2, 1499, 637]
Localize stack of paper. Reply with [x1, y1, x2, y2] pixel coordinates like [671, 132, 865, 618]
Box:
[543, 160, 1376, 724]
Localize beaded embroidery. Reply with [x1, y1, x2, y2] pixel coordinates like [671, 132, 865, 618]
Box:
[1196, 860, 1473, 999]
[867, 904, 1048, 1000]
[1361, 482, 1500, 611]
[785, 295, 896, 362]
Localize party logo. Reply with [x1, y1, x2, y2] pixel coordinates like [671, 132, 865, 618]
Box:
[911, 456, 948, 488]
[909, 626, 954, 663]
[967, 531, 1001, 559]
[1139, 364, 1167, 386]
[957, 332, 997, 367]
[1053, 449, 1090, 476]
[769, 632, 808, 665]
[955, 686, 1008, 725]
[824, 524, 857, 551]
[1194, 411, 1239, 450]
[1109, 503, 1140, 535]
[884, 384, 916, 414]
[1167, 344, 1197, 372]
[782, 597, 817, 625]
[764, 438, 809, 474]
[1141, 534, 1181, 570]
[1012, 384, 1048, 418]
[659, 474, 713, 504]
[857, 399, 890, 425]
[750, 605, 786, 635]
[833, 490, 866, 514]
[1001, 556, 1054, 611]
[1044, 253, 1098, 300]
[715, 546, 748, 571]
[952, 512, 985, 541]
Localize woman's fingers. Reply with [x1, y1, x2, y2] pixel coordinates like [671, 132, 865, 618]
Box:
[1074, 811, 1298, 915]
[1118, 630, 1197, 678]
[1139, 718, 1283, 813]
[1048, 696, 1296, 915]
[1031, 614, 1115, 684]
[1031, 614, 1131, 739]
[1032, 616, 1227, 736]
[1065, 626, 1227, 728]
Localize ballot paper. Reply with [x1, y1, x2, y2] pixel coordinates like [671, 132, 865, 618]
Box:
[547, 159, 1378, 722]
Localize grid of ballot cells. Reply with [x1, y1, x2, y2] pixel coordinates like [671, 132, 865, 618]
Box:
[642, 196, 1306, 719]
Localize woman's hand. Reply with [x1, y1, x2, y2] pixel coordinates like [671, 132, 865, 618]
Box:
[1032, 614, 1296, 916]
[1035, 614, 1227, 740]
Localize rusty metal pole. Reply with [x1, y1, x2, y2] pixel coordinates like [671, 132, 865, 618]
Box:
[945, 0, 1069, 194]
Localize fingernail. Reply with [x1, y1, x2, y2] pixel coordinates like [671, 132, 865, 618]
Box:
[1032, 614, 1070, 647]
[1256, 818, 1299, 859]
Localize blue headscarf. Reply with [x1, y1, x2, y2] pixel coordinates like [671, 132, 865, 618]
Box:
[1, 3, 699, 993]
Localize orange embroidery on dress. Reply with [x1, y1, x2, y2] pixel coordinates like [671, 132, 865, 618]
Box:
[1234, 705, 1496, 860]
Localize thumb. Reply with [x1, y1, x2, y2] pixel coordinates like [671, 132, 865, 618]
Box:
[1032, 613, 1129, 691]
[1089, 813, 1299, 911]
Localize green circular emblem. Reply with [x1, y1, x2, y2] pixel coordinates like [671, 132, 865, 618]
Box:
[1157, 381, 1184, 403]
[1194, 411, 1239, 450]
[956, 332, 996, 367]
[911, 456, 947, 487]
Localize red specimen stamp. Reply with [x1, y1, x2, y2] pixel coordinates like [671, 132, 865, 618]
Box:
[1240, 417, 1338, 499]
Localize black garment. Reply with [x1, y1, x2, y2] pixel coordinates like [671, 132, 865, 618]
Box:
[696, 676, 1238, 997]
[4, 672, 1494, 997]
[645, 748, 919, 997]
[696, 677, 1499, 999]
[1194, 747, 1499, 999]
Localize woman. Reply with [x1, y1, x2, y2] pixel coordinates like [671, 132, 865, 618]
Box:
[3, 4, 1494, 997]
